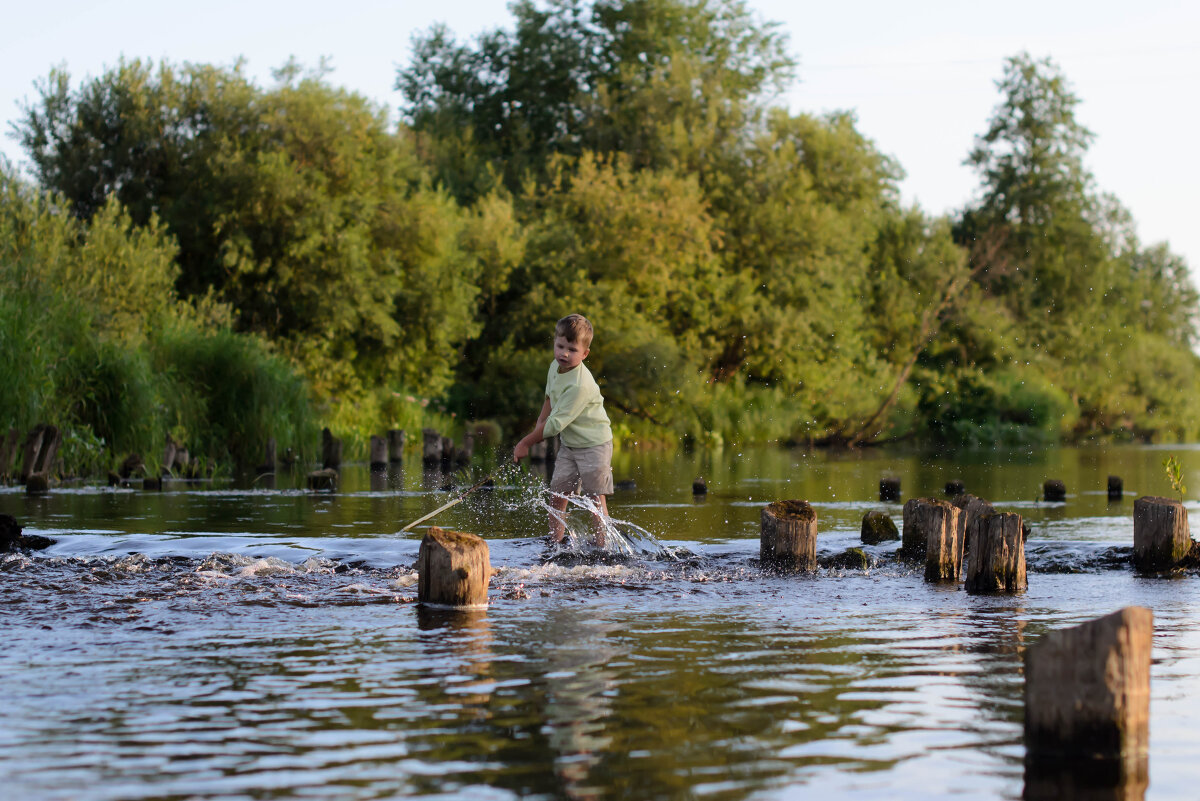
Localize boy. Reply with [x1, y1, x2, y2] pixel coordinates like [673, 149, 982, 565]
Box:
[513, 314, 614, 545]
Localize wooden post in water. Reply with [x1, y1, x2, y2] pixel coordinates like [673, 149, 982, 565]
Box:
[880, 476, 902, 502]
[528, 440, 547, 462]
[1132, 496, 1191, 573]
[29, 425, 60, 480]
[455, 432, 474, 466]
[387, 429, 406, 463]
[693, 477, 708, 496]
[19, 424, 46, 483]
[1107, 476, 1124, 502]
[944, 479, 965, 497]
[369, 435, 388, 470]
[760, 500, 817, 571]
[1024, 607, 1151, 792]
[422, 429, 443, 466]
[440, 436, 455, 469]
[0, 428, 19, 482]
[965, 512, 1027, 594]
[417, 526, 491, 607]
[919, 500, 963, 582]
[321, 428, 342, 470]
[1043, 480, 1066, 502]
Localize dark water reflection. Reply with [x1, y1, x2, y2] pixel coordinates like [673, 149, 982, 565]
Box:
[3, 443, 1200, 799]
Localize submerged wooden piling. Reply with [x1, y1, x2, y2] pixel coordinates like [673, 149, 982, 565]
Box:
[860, 510, 898, 545]
[369, 435, 388, 470]
[944, 479, 965, 497]
[965, 512, 1026, 594]
[422, 429, 443, 466]
[1107, 476, 1124, 502]
[1043, 480, 1066, 502]
[760, 500, 817, 571]
[880, 476, 902, 502]
[693, 477, 708, 496]
[918, 500, 963, 582]
[387, 429, 406, 463]
[417, 526, 491, 607]
[440, 436, 455, 469]
[1132, 496, 1191, 573]
[1024, 607, 1151, 781]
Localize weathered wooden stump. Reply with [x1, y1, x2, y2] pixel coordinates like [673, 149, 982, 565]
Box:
[28, 425, 61, 481]
[917, 500, 963, 582]
[440, 436, 455, 469]
[369, 435, 388, 470]
[307, 468, 338, 491]
[965, 512, 1027, 594]
[1043, 480, 1066, 503]
[19, 424, 47, 482]
[1107, 476, 1124, 502]
[900, 499, 923, 560]
[861, 510, 899, 544]
[879, 476, 902, 502]
[1132, 496, 1191, 573]
[107, 471, 121, 487]
[143, 476, 162, 491]
[1024, 607, 1151, 785]
[321, 428, 342, 470]
[417, 526, 492, 607]
[1, 514, 55, 552]
[760, 500, 818, 571]
[0, 427, 19, 481]
[693, 477, 708, 496]
[387, 429, 406, 463]
[25, 474, 49, 495]
[952, 493, 997, 563]
[944, 479, 965, 497]
[422, 428, 443, 465]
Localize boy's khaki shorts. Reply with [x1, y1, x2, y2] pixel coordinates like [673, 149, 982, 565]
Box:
[550, 441, 614, 497]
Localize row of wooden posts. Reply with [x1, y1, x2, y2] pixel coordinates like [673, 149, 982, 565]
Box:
[306, 428, 479, 491]
[416, 492, 1160, 785]
[878, 475, 1127, 504]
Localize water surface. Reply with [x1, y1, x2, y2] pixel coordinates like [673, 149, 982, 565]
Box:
[3, 443, 1200, 800]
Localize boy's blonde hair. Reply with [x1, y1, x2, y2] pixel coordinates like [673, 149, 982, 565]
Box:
[555, 314, 594, 349]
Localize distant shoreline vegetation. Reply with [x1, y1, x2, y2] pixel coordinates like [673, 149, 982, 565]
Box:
[3, 0, 1197, 474]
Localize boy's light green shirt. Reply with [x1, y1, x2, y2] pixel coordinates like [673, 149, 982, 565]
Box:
[543, 360, 612, 449]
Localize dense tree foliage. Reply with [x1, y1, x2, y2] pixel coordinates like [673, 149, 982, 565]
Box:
[11, 2, 1200, 454]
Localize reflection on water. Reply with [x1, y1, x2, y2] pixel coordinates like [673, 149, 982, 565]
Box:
[2, 444, 1200, 799]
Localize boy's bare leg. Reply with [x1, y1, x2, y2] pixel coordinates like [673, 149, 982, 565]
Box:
[549, 495, 570, 543]
[588, 494, 609, 548]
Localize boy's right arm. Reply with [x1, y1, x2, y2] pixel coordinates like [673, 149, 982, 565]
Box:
[513, 396, 553, 462]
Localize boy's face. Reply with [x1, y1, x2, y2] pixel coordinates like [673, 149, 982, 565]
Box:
[554, 335, 589, 373]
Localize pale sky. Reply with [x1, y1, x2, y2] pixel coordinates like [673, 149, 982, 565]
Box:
[2, 0, 1198, 272]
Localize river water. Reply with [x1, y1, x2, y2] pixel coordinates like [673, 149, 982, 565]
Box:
[2, 443, 1200, 800]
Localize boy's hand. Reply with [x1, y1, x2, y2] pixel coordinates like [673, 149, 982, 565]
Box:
[512, 441, 529, 462]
